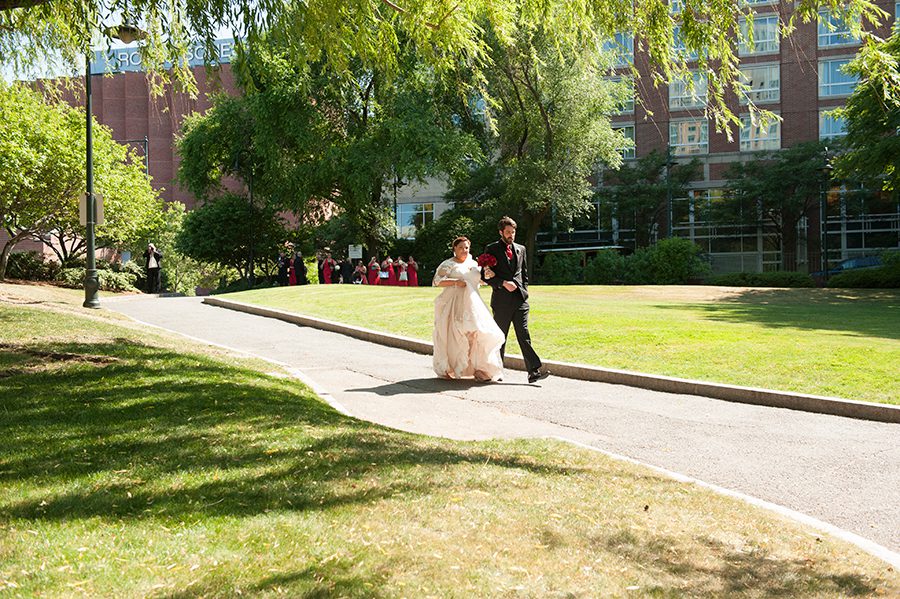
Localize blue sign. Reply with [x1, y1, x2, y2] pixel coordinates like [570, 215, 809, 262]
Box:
[91, 38, 237, 74]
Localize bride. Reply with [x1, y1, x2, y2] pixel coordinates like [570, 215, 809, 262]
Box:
[432, 236, 505, 382]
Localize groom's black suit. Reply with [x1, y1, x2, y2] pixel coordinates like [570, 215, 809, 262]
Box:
[482, 240, 543, 374]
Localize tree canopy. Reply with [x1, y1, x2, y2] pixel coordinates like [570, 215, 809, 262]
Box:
[0, 80, 163, 279]
[1, 0, 889, 133]
[835, 31, 900, 197]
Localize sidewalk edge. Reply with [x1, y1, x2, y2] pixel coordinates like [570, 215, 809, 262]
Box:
[203, 297, 900, 424]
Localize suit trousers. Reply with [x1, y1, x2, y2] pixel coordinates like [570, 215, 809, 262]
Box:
[147, 268, 161, 294]
[492, 300, 542, 373]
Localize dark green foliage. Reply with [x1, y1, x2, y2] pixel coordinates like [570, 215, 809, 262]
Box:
[5, 251, 60, 281]
[537, 252, 583, 285]
[56, 267, 139, 292]
[623, 238, 710, 285]
[584, 250, 627, 285]
[707, 272, 816, 288]
[596, 151, 702, 249]
[176, 193, 288, 280]
[828, 264, 900, 289]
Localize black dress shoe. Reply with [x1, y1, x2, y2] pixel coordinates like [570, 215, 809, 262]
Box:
[528, 369, 550, 383]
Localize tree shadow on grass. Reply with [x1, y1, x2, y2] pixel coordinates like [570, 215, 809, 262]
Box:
[663, 288, 900, 341]
[599, 528, 883, 597]
[0, 340, 576, 524]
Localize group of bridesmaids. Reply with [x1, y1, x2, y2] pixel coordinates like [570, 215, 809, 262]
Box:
[365, 256, 419, 286]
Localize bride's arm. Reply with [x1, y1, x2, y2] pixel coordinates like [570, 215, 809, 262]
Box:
[433, 262, 465, 287]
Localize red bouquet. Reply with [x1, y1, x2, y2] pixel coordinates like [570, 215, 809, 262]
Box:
[477, 253, 497, 268]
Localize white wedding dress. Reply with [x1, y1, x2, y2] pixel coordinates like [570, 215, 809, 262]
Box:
[432, 257, 505, 381]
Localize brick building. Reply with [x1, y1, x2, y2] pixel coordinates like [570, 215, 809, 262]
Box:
[536, 0, 900, 274]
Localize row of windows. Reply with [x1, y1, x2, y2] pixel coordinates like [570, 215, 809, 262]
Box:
[606, 6, 892, 66]
[614, 111, 847, 157]
[611, 59, 857, 116]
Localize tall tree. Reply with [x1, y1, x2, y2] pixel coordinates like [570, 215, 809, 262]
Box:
[0, 80, 162, 279]
[1, 0, 887, 134]
[455, 23, 628, 272]
[177, 44, 481, 256]
[835, 32, 900, 198]
[596, 150, 702, 249]
[723, 141, 831, 271]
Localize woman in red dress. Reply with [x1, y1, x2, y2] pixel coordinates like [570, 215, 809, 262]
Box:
[367, 257, 380, 285]
[322, 252, 336, 284]
[384, 257, 397, 286]
[396, 257, 408, 286]
[407, 255, 418, 287]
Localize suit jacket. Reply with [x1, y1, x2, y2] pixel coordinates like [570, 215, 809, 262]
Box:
[482, 240, 528, 305]
[143, 249, 162, 270]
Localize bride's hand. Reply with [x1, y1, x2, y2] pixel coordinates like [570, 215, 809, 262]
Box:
[456, 280, 467, 288]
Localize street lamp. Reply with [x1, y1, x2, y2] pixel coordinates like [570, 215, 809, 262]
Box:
[820, 148, 834, 282]
[665, 146, 677, 238]
[83, 24, 146, 308]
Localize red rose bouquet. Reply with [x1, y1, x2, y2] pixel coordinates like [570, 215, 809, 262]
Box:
[477, 253, 497, 268]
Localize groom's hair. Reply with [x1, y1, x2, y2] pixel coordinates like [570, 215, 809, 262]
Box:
[498, 216, 517, 231]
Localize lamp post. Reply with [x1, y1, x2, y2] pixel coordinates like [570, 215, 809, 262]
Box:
[665, 146, 677, 238]
[83, 24, 146, 309]
[820, 148, 834, 282]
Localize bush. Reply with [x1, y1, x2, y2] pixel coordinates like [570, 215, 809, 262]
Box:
[5, 251, 59, 281]
[538, 252, 583, 285]
[584, 250, 626, 284]
[56, 266, 139, 292]
[882, 249, 900, 268]
[624, 238, 710, 284]
[707, 271, 816, 288]
[828, 264, 900, 288]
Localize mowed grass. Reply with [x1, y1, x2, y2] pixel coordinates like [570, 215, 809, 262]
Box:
[231, 284, 900, 405]
[1, 286, 899, 597]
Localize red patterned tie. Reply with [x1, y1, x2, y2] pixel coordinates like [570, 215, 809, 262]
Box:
[506, 244, 513, 261]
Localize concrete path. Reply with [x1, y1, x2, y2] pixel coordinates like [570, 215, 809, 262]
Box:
[107, 296, 900, 559]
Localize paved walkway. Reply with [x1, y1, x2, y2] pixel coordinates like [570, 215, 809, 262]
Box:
[107, 296, 900, 559]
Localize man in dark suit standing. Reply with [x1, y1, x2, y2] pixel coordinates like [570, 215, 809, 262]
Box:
[143, 243, 163, 294]
[482, 216, 549, 383]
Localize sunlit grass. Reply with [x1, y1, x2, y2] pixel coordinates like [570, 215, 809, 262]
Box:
[1, 287, 898, 596]
[230, 284, 900, 404]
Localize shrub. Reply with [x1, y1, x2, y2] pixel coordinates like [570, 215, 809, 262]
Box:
[882, 249, 900, 268]
[707, 271, 815, 288]
[828, 264, 900, 288]
[584, 250, 626, 284]
[56, 266, 139, 292]
[5, 251, 59, 281]
[624, 238, 710, 284]
[538, 252, 583, 285]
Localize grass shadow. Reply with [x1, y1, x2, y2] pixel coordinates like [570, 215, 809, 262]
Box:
[601, 528, 880, 596]
[0, 340, 576, 524]
[666, 288, 900, 340]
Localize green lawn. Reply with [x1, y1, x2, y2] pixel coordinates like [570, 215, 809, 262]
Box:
[230, 284, 900, 405]
[1, 285, 898, 597]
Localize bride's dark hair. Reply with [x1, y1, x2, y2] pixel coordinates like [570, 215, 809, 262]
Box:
[452, 236, 470, 248]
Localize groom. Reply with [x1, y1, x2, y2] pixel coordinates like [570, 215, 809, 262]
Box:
[482, 216, 549, 384]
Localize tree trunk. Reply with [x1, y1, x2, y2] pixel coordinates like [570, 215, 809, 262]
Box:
[524, 207, 548, 282]
[781, 212, 799, 271]
[0, 241, 12, 281]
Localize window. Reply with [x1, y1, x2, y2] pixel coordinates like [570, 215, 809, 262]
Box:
[670, 120, 708, 155]
[396, 203, 434, 239]
[608, 76, 634, 114]
[669, 0, 684, 13]
[669, 70, 707, 109]
[740, 115, 780, 151]
[739, 15, 780, 55]
[603, 32, 634, 67]
[819, 111, 847, 140]
[819, 58, 857, 96]
[818, 10, 859, 47]
[616, 125, 636, 159]
[739, 64, 780, 104]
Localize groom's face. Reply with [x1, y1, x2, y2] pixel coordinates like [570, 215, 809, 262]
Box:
[500, 226, 516, 245]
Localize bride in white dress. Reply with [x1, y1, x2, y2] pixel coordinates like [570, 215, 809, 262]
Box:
[432, 236, 505, 382]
